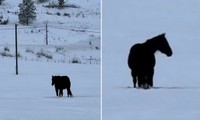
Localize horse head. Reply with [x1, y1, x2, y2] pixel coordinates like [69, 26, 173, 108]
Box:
[51, 76, 55, 86]
[157, 33, 173, 57]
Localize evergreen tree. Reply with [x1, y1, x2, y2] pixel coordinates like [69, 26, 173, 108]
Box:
[58, 0, 65, 8]
[37, 0, 47, 3]
[0, 0, 5, 5]
[18, 0, 36, 25]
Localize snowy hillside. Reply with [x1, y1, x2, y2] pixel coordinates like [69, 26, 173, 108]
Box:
[0, 0, 100, 64]
[103, 0, 200, 120]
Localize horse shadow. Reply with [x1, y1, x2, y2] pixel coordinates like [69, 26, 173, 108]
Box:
[44, 95, 99, 99]
[123, 86, 200, 90]
[152, 86, 200, 90]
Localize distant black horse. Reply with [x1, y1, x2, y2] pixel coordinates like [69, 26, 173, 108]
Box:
[51, 76, 73, 97]
[128, 33, 172, 89]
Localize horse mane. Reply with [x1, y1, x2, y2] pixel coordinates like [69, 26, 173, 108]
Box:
[146, 33, 165, 42]
[143, 33, 166, 53]
[145, 33, 165, 45]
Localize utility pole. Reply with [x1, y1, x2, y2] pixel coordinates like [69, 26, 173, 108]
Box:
[15, 24, 18, 75]
[45, 23, 48, 45]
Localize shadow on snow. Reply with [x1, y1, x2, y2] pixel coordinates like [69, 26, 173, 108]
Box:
[44, 95, 99, 99]
[152, 86, 200, 90]
[120, 86, 200, 90]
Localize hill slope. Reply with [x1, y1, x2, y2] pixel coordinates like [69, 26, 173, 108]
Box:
[0, 0, 100, 64]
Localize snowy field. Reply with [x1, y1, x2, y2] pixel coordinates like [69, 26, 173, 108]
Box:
[0, 58, 100, 120]
[103, 0, 200, 120]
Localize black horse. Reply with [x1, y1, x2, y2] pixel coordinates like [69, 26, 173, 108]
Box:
[51, 76, 73, 97]
[128, 33, 172, 89]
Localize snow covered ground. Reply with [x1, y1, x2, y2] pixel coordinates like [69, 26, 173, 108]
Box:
[103, 0, 200, 120]
[0, 58, 100, 120]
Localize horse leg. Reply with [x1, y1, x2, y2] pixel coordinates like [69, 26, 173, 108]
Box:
[131, 71, 137, 88]
[59, 89, 63, 97]
[55, 87, 59, 96]
[142, 75, 149, 89]
[138, 73, 150, 89]
[67, 88, 73, 97]
[147, 69, 154, 87]
[137, 74, 145, 88]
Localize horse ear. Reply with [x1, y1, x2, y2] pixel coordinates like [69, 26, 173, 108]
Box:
[162, 33, 166, 36]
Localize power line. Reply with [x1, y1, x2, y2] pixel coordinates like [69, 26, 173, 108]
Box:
[0, 27, 14, 30]
[0, 26, 44, 30]
[0, 24, 100, 33]
[48, 26, 100, 33]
